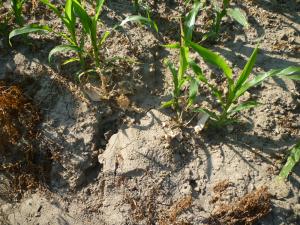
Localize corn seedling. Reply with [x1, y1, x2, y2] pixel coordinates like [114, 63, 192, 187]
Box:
[11, 0, 25, 26]
[203, 0, 248, 41]
[9, 0, 156, 90]
[9, 0, 87, 69]
[162, 0, 202, 120]
[188, 41, 300, 126]
[279, 141, 300, 179]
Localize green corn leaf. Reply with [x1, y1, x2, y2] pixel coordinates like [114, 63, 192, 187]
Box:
[188, 77, 199, 106]
[188, 41, 233, 85]
[94, 0, 106, 22]
[276, 66, 300, 80]
[184, 0, 201, 42]
[64, 0, 73, 21]
[227, 8, 249, 28]
[279, 142, 300, 179]
[235, 66, 300, 101]
[189, 60, 224, 105]
[73, 0, 92, 34]
[98, 31, 111, 48]
[40, 0, 63, 20]
[285, 75, 300, 80]
[188, 60, 207, 82]
[227, 100, 260, 115]
[165, 60, 179, 95]
[178, 46, 189, 86]
[234, 69, 279, 101]
[194, 108, 219, 121]
[163, 43, 181, 49]
[233, 46, 259, 95]
[118, 15, 158, 32]
[62, 57, 80, 65]
[161, 100, 175, 108]
[9, 24, 51, 45]
[48, 44, 81, 63]
[64, 0, 76, 40]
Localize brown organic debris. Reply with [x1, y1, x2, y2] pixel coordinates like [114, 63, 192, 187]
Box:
[0, 82, 50, 199]
[159, 195, 192, 225]
[207, 187, 271, 225]
[213, 180, 233, 194]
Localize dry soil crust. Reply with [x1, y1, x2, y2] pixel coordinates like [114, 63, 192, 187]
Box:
[0, 0, 300, 225]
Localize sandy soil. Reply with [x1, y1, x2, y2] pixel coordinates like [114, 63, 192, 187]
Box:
[0, 0, 300, 224]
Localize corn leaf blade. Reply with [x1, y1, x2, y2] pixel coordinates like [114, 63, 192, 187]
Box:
[163, 43, 181, 49]
[189, 60, 207, 82]
[188, 41, 233, 84]
[73, 0, 92, 34]
[94, 0, 106, 22]
[162, 100, 175, 108]
[228, 100, 260, 115]
[98, 31, 111, 48]
[165, 60, 179, 95]
[118, 15, 158, 32]
[184, 0, 201, 42]
[9, 24, 51, 44]
[276, 66, 300, 80]
[48, 44, 81, 63]
[227, 8, 249, 28]
[188, 77, 199, 106]
[194, 108, 219, 121]
[279, 142, 300, 179]
[40, 0, 63, 20]
[234, 69, 279, 101]
[234, 46, 259, 94]
[178, 46, 189, 85]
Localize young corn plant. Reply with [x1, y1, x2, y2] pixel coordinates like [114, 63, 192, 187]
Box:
[9, 0, 86, 68]
[11, 0, 25, 26]
[9, 0, 156, 90]
[278, 141, 300, 179]
[162, 0, 202, 120]
[187, 41, 300, 126]
[203, 0, 248, 41]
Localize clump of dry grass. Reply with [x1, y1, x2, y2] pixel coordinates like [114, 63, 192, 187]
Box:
[207, 186, 271, 225]
[0, 82, 50, 199]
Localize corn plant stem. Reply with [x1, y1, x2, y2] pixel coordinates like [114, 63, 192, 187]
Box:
[70, 33, 85, 70]
[214, 0, 230, 36]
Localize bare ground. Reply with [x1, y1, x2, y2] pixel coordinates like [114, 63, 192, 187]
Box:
[0, 0, 300, 224]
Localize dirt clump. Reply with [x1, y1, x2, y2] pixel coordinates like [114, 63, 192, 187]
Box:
[207, 186, 271, 225]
